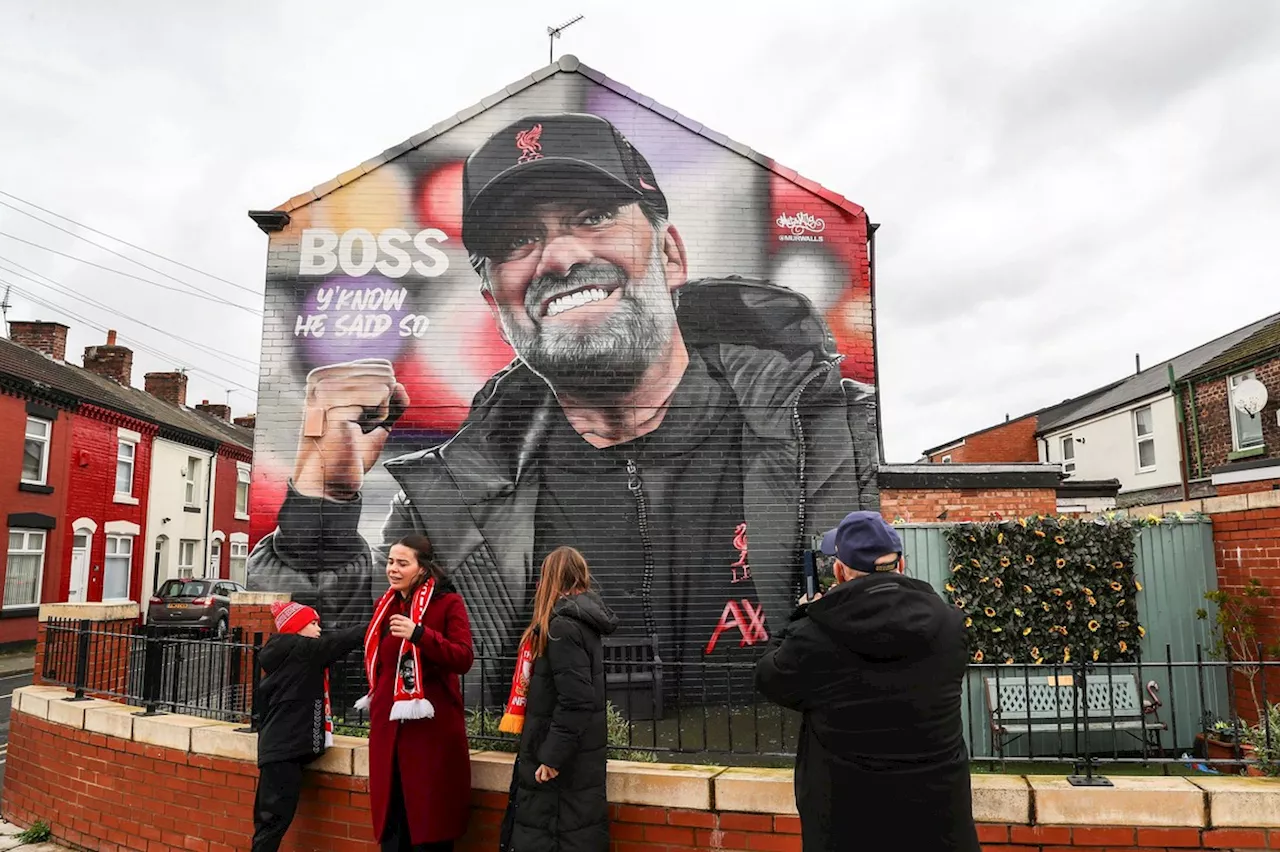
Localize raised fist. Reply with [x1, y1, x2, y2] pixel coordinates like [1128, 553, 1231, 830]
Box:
[292, 359, 409, 501]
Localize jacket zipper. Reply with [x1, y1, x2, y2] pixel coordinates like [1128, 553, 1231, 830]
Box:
[788, 358, 839, 598]
[625, 458, 658, 640]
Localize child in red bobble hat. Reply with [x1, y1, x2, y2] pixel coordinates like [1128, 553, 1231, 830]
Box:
[252, 600, 364, 852]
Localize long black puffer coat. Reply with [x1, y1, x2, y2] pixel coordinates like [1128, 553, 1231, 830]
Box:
[500, 590, 619, 852]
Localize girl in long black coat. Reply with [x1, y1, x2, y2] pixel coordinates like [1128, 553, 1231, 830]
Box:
[499, 547, 618, 852]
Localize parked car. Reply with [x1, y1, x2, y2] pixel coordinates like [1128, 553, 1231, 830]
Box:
[147, 579, 245, 637]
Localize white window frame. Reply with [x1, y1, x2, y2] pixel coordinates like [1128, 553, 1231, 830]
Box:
[940, 454, 953, 464]
[1061, 435, 1076, 474]
[184, 456, 202, 508]
[229, 534, 249, 586]
[178, 539, 198, 579]
[1134, 406, 1157, 472]
[22, 416, 52, 486]
[114, 428, 140, 503]
[1229, 371, 1265, 452]
[4, 529, 47, 610]
[103, 534, 134, 602]
[235, 463, 251, 520]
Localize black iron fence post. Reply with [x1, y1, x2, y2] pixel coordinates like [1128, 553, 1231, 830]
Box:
[68, 619, 92, 702]
[237, 632, 264, 734]
[1068, 659, 1112, 787]
[136, 624, 166, 717]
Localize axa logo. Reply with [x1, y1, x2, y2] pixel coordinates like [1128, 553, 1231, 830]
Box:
[515, 124, 544, 164]
[775, 212, 826, 242]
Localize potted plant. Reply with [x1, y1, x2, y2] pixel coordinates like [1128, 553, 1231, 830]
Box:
[1196, 717, 1247, 762]
[1243, 703, 1280, 777]
[1196, 579, 1280, 724]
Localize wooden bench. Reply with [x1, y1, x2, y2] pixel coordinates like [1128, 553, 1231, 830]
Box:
[603, 636, 664, 721]
[983, 671, 1166, 757]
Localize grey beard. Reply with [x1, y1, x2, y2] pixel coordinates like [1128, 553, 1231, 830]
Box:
[497, 247, 676, 401]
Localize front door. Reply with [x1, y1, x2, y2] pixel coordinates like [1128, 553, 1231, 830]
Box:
[69, 534, 90, 603]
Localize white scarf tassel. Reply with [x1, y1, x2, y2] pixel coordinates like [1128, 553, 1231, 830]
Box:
[389, 697, 435, 721]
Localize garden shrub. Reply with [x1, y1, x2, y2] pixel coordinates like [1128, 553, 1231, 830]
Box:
[943, 516, 1145, 665]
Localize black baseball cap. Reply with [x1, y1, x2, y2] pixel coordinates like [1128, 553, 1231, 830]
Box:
[461, 113, 669, 256]
[819, 511, 904, 573]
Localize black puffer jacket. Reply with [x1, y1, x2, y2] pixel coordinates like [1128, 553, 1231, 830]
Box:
[755, 574, 980, 852]
[500, 591, 619, 852]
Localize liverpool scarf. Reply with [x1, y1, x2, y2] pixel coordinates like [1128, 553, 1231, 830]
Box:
[323, 671, 334, 747]
[499, 635, 536, 734]
[354, 579, 436, 721]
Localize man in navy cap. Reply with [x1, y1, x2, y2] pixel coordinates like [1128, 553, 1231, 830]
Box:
[249, 112, 880, 693]
[756, 511, 980, 852]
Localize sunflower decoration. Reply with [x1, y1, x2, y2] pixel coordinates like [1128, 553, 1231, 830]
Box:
[970, 558, 981, 568]
[1118, 640, 1128, 654]
[1087, 596, 1098, 607]
[1055, 536, 1066, 545]
[1109, 581, 1123, 592]
[983, 607, 996, 618]
[999, 556, 1011, 568]
[1025, 554, 1036, 565]
[997, 532, 1004, 544]
[1088, 620, 1101, 632]
[1055, 558, 1067, 568]
[1034, 529, 1046, 538]
[1092, 648, 1100, 661]
[1022, 626, 1032, 636]
[945, 582, 955, 593]
[1063, 647, 1072, 663]
[1052, 587, 1064, 596]
[1138, 626, 1146, 638]
[1013, 607, 1024, 617]
[964, 617, 973, 628]
[1082, 587, 1094, 596]
[952, 564, 963, 573]
[1005, 657, 1014, 665]
[973, 651, 984, 663]
[1134, 580, 1143, 592]
[1042, 601, 1051, 612]
[1023, 584, 1034, 594]
[993, 578, 1004, 588]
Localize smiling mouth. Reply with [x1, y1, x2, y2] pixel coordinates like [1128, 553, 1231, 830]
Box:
[541, 285, 617, 318]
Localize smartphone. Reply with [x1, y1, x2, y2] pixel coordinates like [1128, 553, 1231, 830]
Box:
[802, 550, 819, 600]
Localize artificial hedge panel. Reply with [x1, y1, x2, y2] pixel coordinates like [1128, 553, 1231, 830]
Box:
[942, 516, 1145, 665]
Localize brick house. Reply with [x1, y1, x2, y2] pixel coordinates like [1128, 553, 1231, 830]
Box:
[1180, 315, 1280, 496]
[0, 323, 254, 643]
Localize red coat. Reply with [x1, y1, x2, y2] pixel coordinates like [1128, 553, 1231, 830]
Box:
[367, 587, 475, 844]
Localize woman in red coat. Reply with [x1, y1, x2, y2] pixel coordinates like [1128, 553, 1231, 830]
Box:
[359, 534, 474, 851]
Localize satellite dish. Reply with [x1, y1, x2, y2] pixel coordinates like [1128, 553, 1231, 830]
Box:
[1232, 378, 1269, 416]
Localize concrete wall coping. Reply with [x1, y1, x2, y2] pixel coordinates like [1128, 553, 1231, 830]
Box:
[37, 601, 139, 623]
[13, 686, 1280, 825]
[229, 592, 292, 606]
[1112, 487, 1280, 518]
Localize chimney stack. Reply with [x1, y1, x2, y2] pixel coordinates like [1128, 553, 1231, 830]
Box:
[233, 414, 256, 429]
[145, 371, 188, 407]
[9, 321, 70, 360]
[195, 399, 232, 421]
[82, 329, 134, 386]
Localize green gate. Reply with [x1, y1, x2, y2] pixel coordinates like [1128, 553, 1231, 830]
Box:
[900, 519, 1225, 759]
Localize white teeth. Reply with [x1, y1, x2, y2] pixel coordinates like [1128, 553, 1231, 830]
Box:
[546, 288, 608, 317]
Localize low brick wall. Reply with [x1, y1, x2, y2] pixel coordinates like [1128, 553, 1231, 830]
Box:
[6, 686, 1280, 852]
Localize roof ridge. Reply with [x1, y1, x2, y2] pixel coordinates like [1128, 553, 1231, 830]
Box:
[259, 54, 864, 223]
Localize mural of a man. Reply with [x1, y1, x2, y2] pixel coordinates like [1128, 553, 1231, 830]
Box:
[248, 113, 879, 674]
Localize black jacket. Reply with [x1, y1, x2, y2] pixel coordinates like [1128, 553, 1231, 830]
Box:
[500, 590, 619, 852]
[755, 574, 980, 852]
[247, 278, 880, 675]
[255, 625, 365, 766]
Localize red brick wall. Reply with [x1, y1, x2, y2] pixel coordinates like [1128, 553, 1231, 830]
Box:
[64, 406, 155, 603]
[213, 450, 251, 579]
[1213, 507, 1280, 661]
[4, 713, 1276, 852]
[0, 392, 72, 643]
[927, 416, 1040, 464]
[880, 488, 1058, 523]
[33, 616, 137, 701]
[230, 601, 279, 642]
[1186, 358, 1280, 477]
[1218, 478, 1280, 497]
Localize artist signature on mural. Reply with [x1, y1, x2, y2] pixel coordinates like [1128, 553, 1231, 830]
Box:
[775, 211, 826, 236]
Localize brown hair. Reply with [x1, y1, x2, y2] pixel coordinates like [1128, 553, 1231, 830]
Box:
[520, 546, 591, 658]
[392, 535, 445, 586]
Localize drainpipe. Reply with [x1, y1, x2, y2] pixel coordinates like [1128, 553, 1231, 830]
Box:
[1170, 364, 1190, 501]
[202, 448, 215, 580]
[1185, 379, 1203, 480]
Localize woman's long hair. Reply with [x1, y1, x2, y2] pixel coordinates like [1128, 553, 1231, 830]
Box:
[520, 546, 591, 658]
[393, 534, 445, 586]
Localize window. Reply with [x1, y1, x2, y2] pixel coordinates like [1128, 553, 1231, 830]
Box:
[209, 539, 222, 577]
[1134, 406, 1156, 471]
[1061, 436, 1076, 474]
[940, 455, 953, 464]
[104, 535, 132, 600]
[235, 466, 250, 519]
[1230, 371, 1265, 451]
[178, 539, 198, 579]
[4, 530, 46, 609]
[229, 540, 249, 586]
[184, 457, 202, 507]
[22, 417, 51, 485]
[115, 439, 136, 497]
[157, 579, 211, 599]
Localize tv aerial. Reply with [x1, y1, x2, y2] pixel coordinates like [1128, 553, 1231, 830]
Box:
[548, 15, 584, 63]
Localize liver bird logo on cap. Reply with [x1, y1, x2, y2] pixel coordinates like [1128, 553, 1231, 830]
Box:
[515, 123, 543, 164]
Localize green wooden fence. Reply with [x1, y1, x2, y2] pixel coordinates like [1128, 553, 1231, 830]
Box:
[900, 519, 1227, 759]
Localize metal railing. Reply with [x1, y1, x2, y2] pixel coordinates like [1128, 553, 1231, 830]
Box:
[39, 622, 1279, 778]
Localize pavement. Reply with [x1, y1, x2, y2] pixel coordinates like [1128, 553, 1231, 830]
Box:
[0, 820, 66, 849]
[0, 648, 33, 680]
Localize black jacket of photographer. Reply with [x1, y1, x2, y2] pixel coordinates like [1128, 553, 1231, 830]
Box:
[255, 625, 365, 766]
[755, 572, 980, 852]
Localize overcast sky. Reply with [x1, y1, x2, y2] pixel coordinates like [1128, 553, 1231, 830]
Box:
[1, 0, 1276, 461]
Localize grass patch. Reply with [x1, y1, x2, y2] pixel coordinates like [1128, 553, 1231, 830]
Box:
[17, 821, 52, 843]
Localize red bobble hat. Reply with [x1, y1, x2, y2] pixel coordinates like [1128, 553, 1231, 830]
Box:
[271, 600, 319, 634]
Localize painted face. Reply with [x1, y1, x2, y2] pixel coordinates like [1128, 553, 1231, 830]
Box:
[481, 186, 684, 398]
[386, 544, 424, 592]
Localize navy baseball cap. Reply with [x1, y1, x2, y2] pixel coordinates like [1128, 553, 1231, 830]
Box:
[819, 511, 903, 573]
[461, 113, 669, 256]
